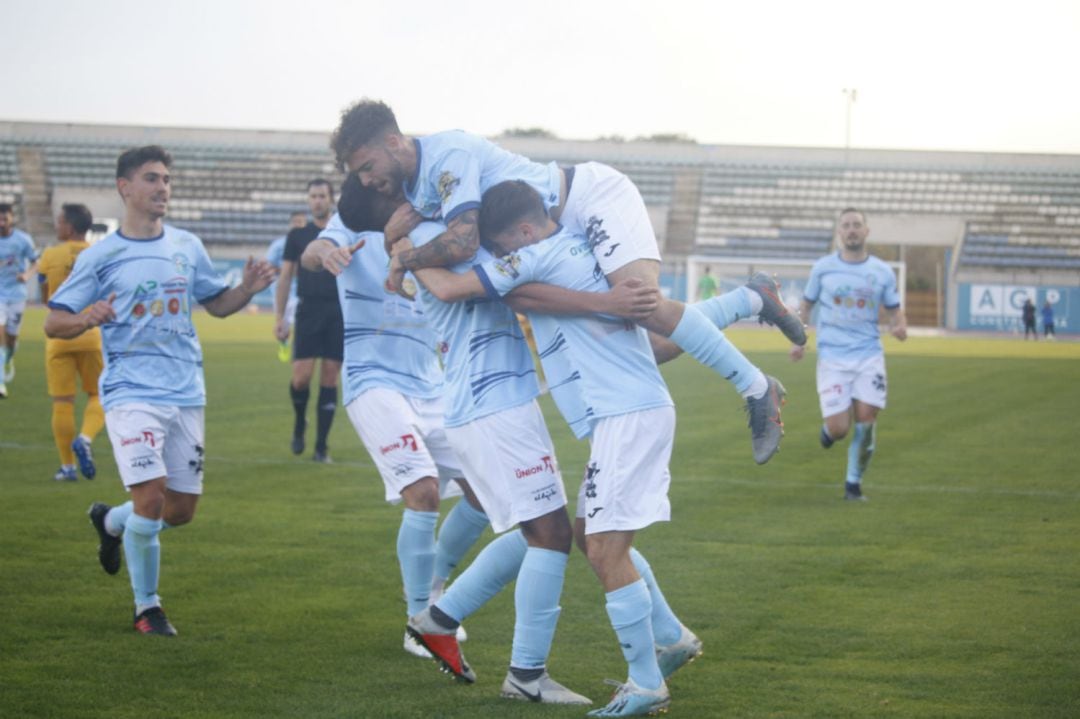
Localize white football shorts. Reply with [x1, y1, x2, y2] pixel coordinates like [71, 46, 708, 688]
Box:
[575, 405, 675, 534]
[560, 162, 661, 276]
[105, 403, 206, 494]
[445, 399, 567, 534]
[0, 300, 27, 336]
[345, 387, 464, 503]
[816, 353, 888, 417]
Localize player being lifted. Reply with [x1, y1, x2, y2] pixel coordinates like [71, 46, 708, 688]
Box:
[790, 207, 907, 501]
[329, 99, 802, 465]
[45, 146, 275, 635]
[321, 179, 659, 705]
[414, 180, 706, 717]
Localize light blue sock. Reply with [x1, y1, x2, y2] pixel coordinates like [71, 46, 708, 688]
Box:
[693, 287, 755, 329]
[669, 306, 765, 397]
[436, 530, 527, 623]
[105, 501, 134, 536]
[0, 347, 7, 369]
[629, 548, 682, 646]
[510, 548, 569, 669]
[398, 509, 439, 616]
[434, 499, 489, 585]
[606, 579, 663, 690]
[123, 513, 163, 613]
[846, 422, 876, 485]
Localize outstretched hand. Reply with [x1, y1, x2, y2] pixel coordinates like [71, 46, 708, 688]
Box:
[321, 239, 366, 276]
[242, 257, 277, 294]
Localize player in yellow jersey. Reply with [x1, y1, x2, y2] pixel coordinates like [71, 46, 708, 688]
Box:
[37, 204, 105, 481]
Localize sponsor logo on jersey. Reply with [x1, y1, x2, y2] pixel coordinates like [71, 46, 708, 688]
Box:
[150, 300, 165, 317]
[173, 253, 189, 274]
[494, 253, 521, 279]
[132, 302, 146, 318]
[437, 172, 461, 204]
[168, 297, 180, 314]
[134, 280, 158, 297]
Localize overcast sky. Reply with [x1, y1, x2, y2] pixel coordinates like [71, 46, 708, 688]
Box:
[4, 0, 1079, 154]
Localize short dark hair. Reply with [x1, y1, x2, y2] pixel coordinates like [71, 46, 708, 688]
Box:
[0, 203, 12, 214]
[839, 207, 865, 221]
[116, 145, 172, 179]
[61, 203, 94, 234]
[330, 99, 400, 170]
[478, 181, 547, 251]
[337, 173, 398, 233]
[307, 178, 335, 199]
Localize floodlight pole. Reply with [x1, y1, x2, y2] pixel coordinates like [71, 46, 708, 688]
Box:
[842, 88, 857, 166]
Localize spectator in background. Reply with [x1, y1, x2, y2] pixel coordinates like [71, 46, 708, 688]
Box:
[696, 266, 717, 301]
[1042, 300, 1056, 340]
[266, 211, 307, 361]
[274, 180, 342, 462]
[0, 202, 38, 398]
[1022, 298, 1037, 340]
[37, 203, 106, 481]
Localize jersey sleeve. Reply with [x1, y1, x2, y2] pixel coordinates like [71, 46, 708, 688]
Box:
[881, 265, 901, 309]
[434, 149, 483, 224]
[803, 261, 823, 302]
[191, 237, 229, 304]
[23, 236, 38, 262]
[47, 249, 99, 314]
[265, 239, 283, 267]
[282, 228, 303, 262]
[317, 214, 355, 249]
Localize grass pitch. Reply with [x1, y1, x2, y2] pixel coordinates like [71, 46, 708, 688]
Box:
[2, 309, 1079, 718]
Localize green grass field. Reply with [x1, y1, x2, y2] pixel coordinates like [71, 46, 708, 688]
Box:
[3, 308, 1079, 718]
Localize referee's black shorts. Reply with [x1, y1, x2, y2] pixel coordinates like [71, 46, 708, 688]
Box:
[293, 298, 344, 362]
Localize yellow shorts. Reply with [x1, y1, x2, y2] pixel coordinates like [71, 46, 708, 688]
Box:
[45, 342, 103, 397]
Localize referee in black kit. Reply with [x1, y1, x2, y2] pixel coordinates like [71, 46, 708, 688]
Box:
[274, 179, 343, 462]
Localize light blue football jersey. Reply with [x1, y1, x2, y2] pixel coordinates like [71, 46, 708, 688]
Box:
[0, 229, 38, 302]
[317, 213, 442, 406]
[803, 252, 902, 361]
[409, 221, 538, 428]
[476, 226, 672, 430]
[47, 225, 228, 409]
[405, 131, 561, 223]
[265, 235, 297, 306]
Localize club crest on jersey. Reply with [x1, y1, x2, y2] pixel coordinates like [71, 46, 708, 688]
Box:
[172, 253, 189, 274]
[437, 171, 460, 204]
[494, 253, 521, 279]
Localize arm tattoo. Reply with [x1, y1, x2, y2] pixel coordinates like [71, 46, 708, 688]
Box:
[398, 210, 480, 271]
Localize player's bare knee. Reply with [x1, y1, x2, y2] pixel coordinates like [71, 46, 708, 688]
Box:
[573, 517, 588, 555]
[521, 509, 573, 553]
[401, 476, 440, 512]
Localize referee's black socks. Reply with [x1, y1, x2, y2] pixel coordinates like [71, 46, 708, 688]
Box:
[289, 383, 309, 440]
[315, 385, 337, 454]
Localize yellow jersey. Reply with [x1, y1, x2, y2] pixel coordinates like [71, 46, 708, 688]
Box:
[38, 240, 102, 352]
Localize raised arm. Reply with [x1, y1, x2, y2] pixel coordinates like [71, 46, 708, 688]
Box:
[302, 237, 366, 276]
[413, 266, 485, 303]
[386, 209, 480, 292]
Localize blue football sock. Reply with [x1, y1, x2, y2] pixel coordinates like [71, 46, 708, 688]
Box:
[846, 422, 876, 485]
[606, 579, 663, 691]
[693, 287, 755, 329]
[436, 529, 527, 623]
[123, 513, 163, 613]
[669, 306, 765, 397]
[398, 509, 438, 616]
[511, 548, 569, 670]
[629, 548, 682, 646]
[434, 499, 489, 586]
[105, 501, 134, 536]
